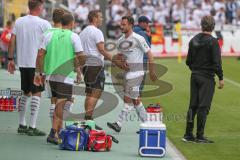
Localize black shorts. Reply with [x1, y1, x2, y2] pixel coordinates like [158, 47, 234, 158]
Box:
[19, 68, 44, 94]
[49, 81, 73, 100]
[82, 66, 105, 93]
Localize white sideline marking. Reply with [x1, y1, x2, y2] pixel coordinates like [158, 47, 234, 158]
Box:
[167, 138, 187, 160]
[225, 78, 240, 88]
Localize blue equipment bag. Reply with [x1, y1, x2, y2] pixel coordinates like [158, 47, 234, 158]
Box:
[59, 125, 89, 151]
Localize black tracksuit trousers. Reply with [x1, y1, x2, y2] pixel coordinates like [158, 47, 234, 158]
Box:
[185, 73, 215, 138]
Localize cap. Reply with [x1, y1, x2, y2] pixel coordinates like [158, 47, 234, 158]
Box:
[138, 16, 151, 24]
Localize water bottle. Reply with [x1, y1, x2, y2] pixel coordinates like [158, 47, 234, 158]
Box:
[0, 96, 3, 111]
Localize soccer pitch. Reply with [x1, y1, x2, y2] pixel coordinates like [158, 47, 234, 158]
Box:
[143, 57, 240, 160]
[0, 58, 239, 160]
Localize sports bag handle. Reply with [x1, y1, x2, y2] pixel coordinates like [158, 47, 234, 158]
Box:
[90, 140, 97, 151]
[82, 124, 92, 130]
[108, 135, 119, 144]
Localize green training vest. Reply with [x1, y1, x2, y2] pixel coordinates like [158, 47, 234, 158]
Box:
[44, 29, 75, 79]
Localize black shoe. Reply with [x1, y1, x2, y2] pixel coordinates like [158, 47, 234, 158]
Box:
[136, 131, 140, 134]
[46, 128, 59, 145]
[107, 122, 121, 133]
[27, 127, 46, 136]
[182, 134, 195, 143]
[196, 137, 214, 143]
[17, 125, 28, 134]
[47, 135, 60, 145]
[95, 124, 103, 130]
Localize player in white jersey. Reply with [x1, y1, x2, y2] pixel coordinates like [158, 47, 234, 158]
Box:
[107, 16, 157, 132]
[79, 10, 128, 130]
[8, 0, 51, 136]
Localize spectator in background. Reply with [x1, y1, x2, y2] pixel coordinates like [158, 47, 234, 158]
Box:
[202, 0, 212, 16]
[111, 0, 125, 19]
[193, 3, 204, 26]
[63, 0, 240, 30]
[186, 0, 195, 10]
[152, 0, 160, 6]
[86, 0, 99, 10]
[113, 10, 125, 25]
[103, 0, 240, 39]
[185, 15, 198, 29]
[133, 16, 151, 47]
[142, 0, 155, 21]
[133, 16, 152, 97]
[129, 0, 143, 20]
[214, 0, 226, 12]
[215, 7, 226, 29]
[0, 21, 13, 69]
[68, 0, 80, 12]
[236, 8, 240, 25]
[75, 1, 89, 25]
[193, 0, 202, 5]
[154, 5, 168, 25]
[226, 0, 238, 24]
[172, 0, 185, 23]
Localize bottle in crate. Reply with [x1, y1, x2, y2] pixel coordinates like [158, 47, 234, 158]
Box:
[9, 97, 14, 112]
[3, 97, 9, 112]
[146, 103, 163, 123]
[0, 96, 3, 111]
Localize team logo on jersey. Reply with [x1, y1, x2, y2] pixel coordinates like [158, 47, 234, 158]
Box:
[143, 43, 148, 49]
[119, 40, 133, 51]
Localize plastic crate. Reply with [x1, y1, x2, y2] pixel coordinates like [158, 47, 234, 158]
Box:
[0, 89, 22, 112]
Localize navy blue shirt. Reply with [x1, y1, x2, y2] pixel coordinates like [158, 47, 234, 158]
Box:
[133, 25, 151, 61]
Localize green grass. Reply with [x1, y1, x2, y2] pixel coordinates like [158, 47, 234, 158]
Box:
[143, 58, 240, 160]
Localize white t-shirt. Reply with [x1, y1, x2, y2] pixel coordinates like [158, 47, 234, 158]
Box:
[75, 5, 89, 21]
[12, 15, 51, 68]
[79, 25, 105, 66]
[214, 2, 226, 12]
[117, 32, 150, 79]
[68, 0, 80, 12]
[172, 5, 185, 23]
[154, 8, 168, 25]
[185, 19, 198, 29]
[40, 30, 83, 84]
[214, 11, 226, 29]
[202, 2, 212, 16]
[111, 4, 123, 18]
[193, 8, 204, 26]
[142, 5, 155, 20]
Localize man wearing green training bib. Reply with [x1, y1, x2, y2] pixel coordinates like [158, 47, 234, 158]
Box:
[34, 13, 85, 144]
